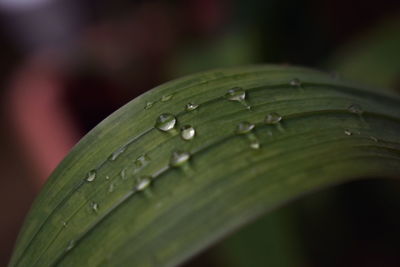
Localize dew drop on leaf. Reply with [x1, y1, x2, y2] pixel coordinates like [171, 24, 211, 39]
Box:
[66, 240, 75, 251]
[235, 121, 255, 135]
[135, 176, 152, 191]
[170, 151, 191, 167]
[185, 102, 199, 111]
[90, 202, 99, 212]
[250, 140, 261, 149]
[344, 129, 352, 136]
[109, 146, 126, 161]
[290, 78, 301, 87]
[155, 113, 177, 132]
[144, 101, 154, 110]
[86, 170, 97, 182]
[225, 87, 246, 102]
[265, 112, 282, 124]
[161, 94, 174, 102]
[348, 104, 364, 115]
[181, 125, 196, 140]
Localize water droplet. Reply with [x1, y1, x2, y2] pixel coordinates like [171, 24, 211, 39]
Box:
[62, 221, 68, 227]
[235, 121, 255, 135]
[290, 78, 301, 87]
[155, 113, 177, 131]
[86, 170, 97, 182]
[135, 176, 152, 191]
[344, 129, 352, 136]
[109, 146, 126, 161]
[105, 175, 110, 180]
[369, 136, 378, 142]
[250, 140, 260, 149]
[108, 183, 115, 192]
[90, 202, 99, 212]
[144, 101, 154, 110]
[135, 154, 150, 168]
[66, 240, 75, 251]
[170, 151, 191, 167]
[181, 125, 196, 140]
[225, 87, 246, 102]
[348, 104, 363, 115]
[185, 102, 199, 111]
[120, 168, 127, 180]
[161, 94, 174, 102]
[265, 112, 282, 124]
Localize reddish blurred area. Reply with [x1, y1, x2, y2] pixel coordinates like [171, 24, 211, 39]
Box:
[0, 0, 399, 266]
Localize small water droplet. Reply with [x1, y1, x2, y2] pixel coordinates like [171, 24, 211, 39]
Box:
[235, 121, 255, 135]
[170, 151, 191, 167]
[185, 102, 199, 111]
[105, 175, 110, 180]
[265, 112, 282, 124]
[181, 125, 196, 140]
[290, 78, 301, 87]
[155, 113, 177, 132]
[120, 168, 127, 180]
[135, 176, 152, 191]
[62, 221, 68, 227]
[161, 94, 174, 102]
[369, 136, 378, 142]
[344, 129, 352, 136]
[135, 154, 150, 168]
[86, 170, 97, 182]
[250, 140, 260, 149]
[109, 146, 126, 161]
[144, 101, 155, 110]
[108, 183, 115, 192]
[225, 87, 246, 102]
[66, 240, 75, 251]
[90, 202, 99, 213]
[348, 104, 363, 115]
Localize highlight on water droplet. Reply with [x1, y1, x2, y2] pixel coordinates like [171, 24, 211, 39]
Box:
[86, 170, 97, 182]
[250, 140, 260, 149]
[135, 176, 152, 191]
[225, 87, 246, 102]
[290, 78, 301, 87]
[144, 101, 155, 110]
[170, 150, 191, 167]
[181, 125, 196, 140]
[235, 121, 255, 135]
[161, 94, 174, 102]
[120, 168, 127, 180]
[344, 129, 352, 136]
[90, 202, 99, 212]
[185, 102, 199, 111]
[66, 240, 75, 251]
[348, 104, 364, 115]
[109, 146, 126, 161]
[265, 112, 282, 125]
[155, 113, 177, 132]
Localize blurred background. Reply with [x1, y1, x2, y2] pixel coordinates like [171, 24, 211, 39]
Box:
[0, 0, 399, 266]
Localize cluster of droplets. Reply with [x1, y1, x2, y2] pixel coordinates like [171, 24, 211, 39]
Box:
[144, 94, 175, 110]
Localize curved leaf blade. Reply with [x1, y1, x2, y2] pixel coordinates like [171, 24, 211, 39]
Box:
[10, 65, 400, 267]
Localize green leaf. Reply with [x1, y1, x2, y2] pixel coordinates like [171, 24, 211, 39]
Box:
[10, 65, 400, 266]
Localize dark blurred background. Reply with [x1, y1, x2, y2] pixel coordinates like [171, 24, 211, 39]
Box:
[0, 0, 399, 266]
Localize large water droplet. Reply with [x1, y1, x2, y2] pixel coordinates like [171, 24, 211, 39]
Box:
[90, 202, 99, 212]
[144, 101, 154, 110]
[235, 121, 255, 135]
[109, 146, 126, 161]
[86, 170, 97, 182]
[348, 104, 363, 115]
[170, 151, 191, 167]
[135, 176, 152, 191]
[225, 87, 246, 102]
[155, 113, 177, 131]
[181, 125, 196, 140]
[161, 94, 173, 102]
[265, 112, 282, 124]
[185, 102, 199, 111]
[66, 240, 75, 251]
